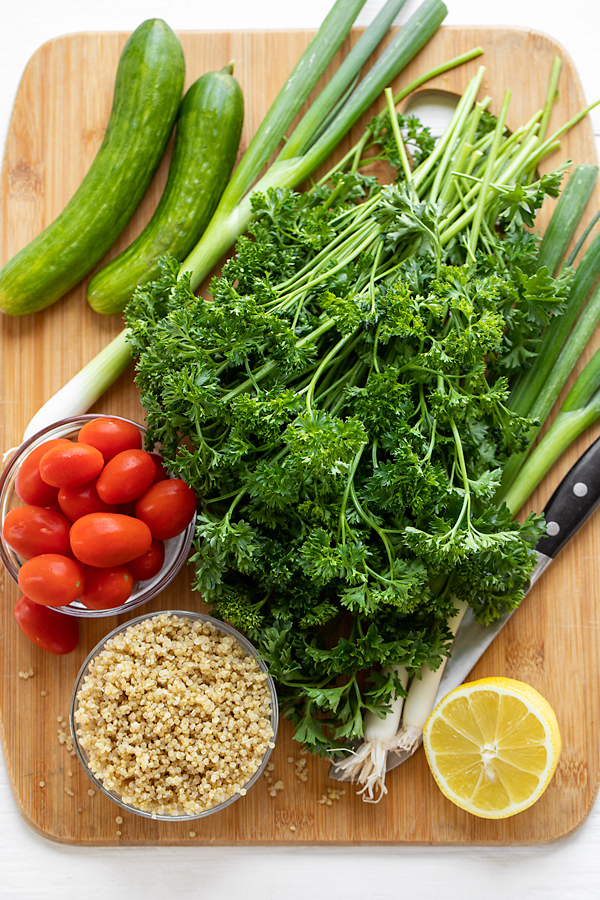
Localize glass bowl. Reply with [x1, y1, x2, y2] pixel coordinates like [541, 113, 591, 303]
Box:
[0, 414, 195, 617]
[69, 610, 279, 820]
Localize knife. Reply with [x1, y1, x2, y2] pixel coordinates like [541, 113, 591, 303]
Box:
[329, 433, 600, 779]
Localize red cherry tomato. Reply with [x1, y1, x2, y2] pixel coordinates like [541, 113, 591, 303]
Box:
[96, 450, 157, 504]
[149, 453, 169, 483]
[127, 539, 165, 581]
[14, 595, 79, 654]
[58, 479, 117, 521]
[79, 565, 134, 610]
[2, 505, 71, 558]
[15, 439, 71, 505]
[39, 443, 104, 488]
[70, 513, 152, 567]
[17, 554, 85, 607]
[77, 417, 142, 462]
[135, 479, 197, 540]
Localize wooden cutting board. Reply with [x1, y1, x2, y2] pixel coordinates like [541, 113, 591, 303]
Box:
[1, 23, 599, 846]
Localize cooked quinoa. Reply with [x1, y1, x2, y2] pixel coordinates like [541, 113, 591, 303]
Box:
[73, 614, 274, 816]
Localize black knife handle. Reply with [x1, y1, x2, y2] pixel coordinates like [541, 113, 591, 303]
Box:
[536, 435, 600, 558]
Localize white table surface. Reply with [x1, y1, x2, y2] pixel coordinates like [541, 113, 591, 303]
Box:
[2, 2, 600, 898]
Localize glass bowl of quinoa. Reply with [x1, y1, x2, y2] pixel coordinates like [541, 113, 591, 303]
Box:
[69, 610, 278, 819]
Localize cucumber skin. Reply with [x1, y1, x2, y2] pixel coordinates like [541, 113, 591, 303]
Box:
[87, 68, 244, 315]
[0, 19, 185, 316]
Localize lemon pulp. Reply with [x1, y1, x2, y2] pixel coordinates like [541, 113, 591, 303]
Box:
[423, 677, 561, 819]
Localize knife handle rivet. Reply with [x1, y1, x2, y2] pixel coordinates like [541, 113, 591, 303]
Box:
[573, 482, 588, 497]
[546, 521, 560, 536]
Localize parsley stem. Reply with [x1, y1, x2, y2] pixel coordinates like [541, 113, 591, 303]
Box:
[306, 330, 356, 416]
[538, 56, 563, 146]
[384, 88, 413, 184]
[222, 317, 336, 403]
[369, 240, 385, 315]
[273, 200, 379, 296]
[339, 447, 365, 544]
[349, 482, 396, 572]
[468, 89, 511, 259]
[282, 224, 382, 304]
[428, 72, 487, 204]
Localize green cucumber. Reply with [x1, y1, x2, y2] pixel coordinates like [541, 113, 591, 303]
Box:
[87, 64, 244, 315]
[0, 19, 185, 316]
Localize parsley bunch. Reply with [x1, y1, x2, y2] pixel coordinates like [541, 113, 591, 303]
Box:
[127, 84, 574, 755]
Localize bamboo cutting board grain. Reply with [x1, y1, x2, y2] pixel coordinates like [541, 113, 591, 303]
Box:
[1, 24, 600, 846]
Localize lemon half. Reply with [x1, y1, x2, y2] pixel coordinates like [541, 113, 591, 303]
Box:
[422, 677, 561, 819]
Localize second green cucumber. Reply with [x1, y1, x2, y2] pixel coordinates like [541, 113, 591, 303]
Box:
[87, 64, 244, 315]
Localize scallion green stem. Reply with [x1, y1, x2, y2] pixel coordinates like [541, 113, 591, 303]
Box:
[279, 0, 409, 161]
[181, 0, 449, 291]
[504, 349, 600, 514]
[537, 163, 598, 275]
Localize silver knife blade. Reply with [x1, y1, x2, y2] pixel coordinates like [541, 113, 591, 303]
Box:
[433, 550, 552, 705]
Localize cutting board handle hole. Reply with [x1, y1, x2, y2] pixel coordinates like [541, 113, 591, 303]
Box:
[402, 90, 460, 139]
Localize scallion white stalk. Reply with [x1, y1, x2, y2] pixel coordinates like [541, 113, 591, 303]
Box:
[22, 329, 132, 442]
[395, 598, 469, 753]
[332, 664, 409, 803]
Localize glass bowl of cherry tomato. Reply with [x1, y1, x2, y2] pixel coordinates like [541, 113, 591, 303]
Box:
[0, 414, 197, 618]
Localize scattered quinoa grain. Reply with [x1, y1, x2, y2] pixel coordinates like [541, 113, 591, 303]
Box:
[88, 789, 95, 797]
[77, 808, 82, 814]
[294, 757, 309, 783]
[73, 614, 274, 816]
[64, 787, 75, 797]
[115, 816, 123, 824]
[289, 825, 296, 832]
[40, 691, 47, 697]
[57, 716, 63, 723]
[39, 781, 45, 788]
[318, 787, 346, 805]
[67, 771, 73, 777]
[116, 830, 122, 837]
[57, 731, 74, 754]
[268, 779, 285, 798]
[189, 831, 196, 838]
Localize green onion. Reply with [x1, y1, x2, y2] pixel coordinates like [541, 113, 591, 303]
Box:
[504, 347, 600, 513]
[181, 0, 449, 291]
[537, 163, 598, 275]
[22, 330, 132, 441]
[278, 0, 411, 161]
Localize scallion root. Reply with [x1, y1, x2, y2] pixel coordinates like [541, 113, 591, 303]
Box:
[394, 724, 424, 755]
[332, 729, 409, 803]
[332, 664, 408, 802]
